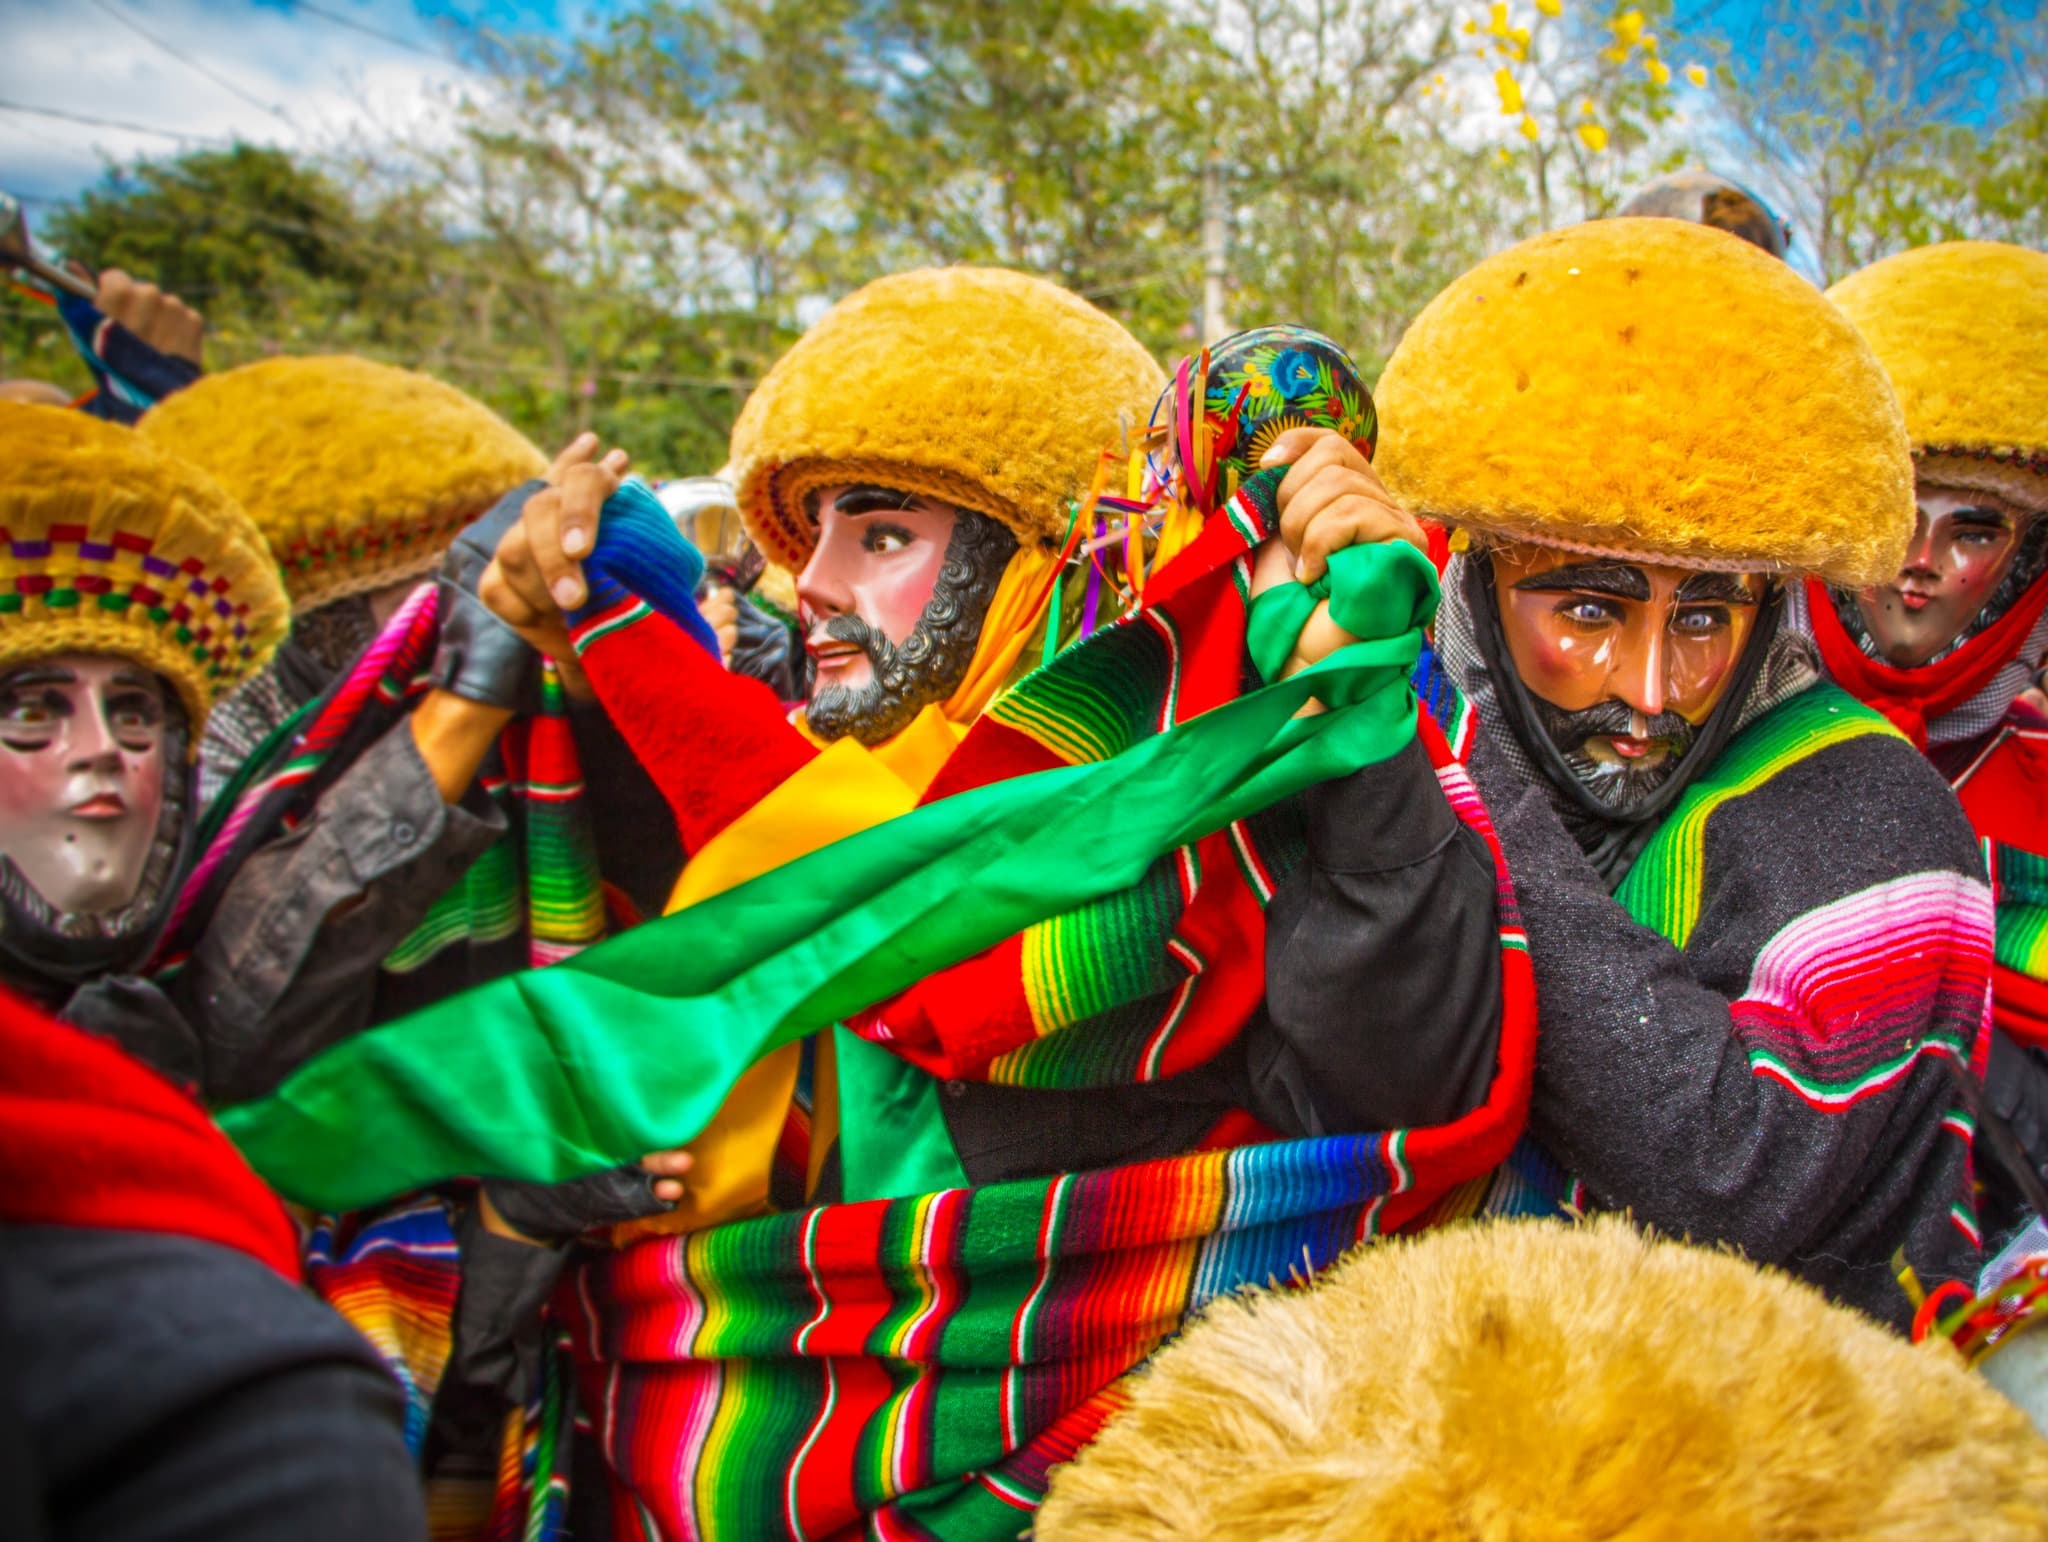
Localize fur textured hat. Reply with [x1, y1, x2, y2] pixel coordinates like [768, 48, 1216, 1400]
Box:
[141, 355, 546, 613]
[1827, 241, 2048, 512]
[0, 403, 288, 729]
[727, 267, 1165, 572]
[1374, 218, 1915, 587]
[1038, 1217, 2048, 1542]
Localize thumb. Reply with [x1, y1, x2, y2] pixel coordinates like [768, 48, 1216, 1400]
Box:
[1258, 426, 1323, 469]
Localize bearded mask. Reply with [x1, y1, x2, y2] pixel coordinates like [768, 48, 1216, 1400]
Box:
[800, 488, 1019, 746]
[1465, 549, 1782, 828]
[0, 653, 191, 989]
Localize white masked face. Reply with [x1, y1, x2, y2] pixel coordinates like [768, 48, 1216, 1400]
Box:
[0, 654, 169, 915]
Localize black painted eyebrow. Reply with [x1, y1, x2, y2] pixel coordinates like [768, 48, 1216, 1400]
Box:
[1939, 505, 2015, 529]
[1511, 562, 1651, 601]
[0, 665, 78, 689]
[1675, 572, 1760, 604]
[831, 485, 924, 516]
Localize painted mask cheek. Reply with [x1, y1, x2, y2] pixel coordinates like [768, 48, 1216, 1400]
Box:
[1500, 591, 1615, 711]
[1667, 607, 1753, 720]
[856, 549, 949, 648]
[1667, 636, 1733, 721]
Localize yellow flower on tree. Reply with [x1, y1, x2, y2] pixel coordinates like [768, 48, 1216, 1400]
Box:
[1646, 57, 1671, 86]
[1612, 8, 1645, 45]
[1520, 113, 1541, 140]
[1495, 68, 1525, 115]
[1684, 63, 1709, 87]
[1577, 121, 1610, 151]
[1536, 0, 1562, 14]
[1580, 96, 1597, 115]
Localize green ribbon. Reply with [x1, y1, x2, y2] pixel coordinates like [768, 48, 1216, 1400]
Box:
[219, 540, 1437, 1212]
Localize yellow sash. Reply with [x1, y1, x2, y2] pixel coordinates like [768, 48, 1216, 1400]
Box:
[609, 547, 1055, 1244]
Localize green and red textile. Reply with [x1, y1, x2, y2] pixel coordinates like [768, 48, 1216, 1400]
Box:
[217, 477, 1530, 1211]
[212, 474, 1534, 1540]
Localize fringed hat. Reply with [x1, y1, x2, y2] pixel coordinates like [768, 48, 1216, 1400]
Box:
[1039, 1217, 2048, 1541]
[0, 403, 287, 730]
[1827, 241, 2048, 510]
[141, 355, 547, 612]
[727, 267, 1165, 572]
[1374, 218, 1915, 587]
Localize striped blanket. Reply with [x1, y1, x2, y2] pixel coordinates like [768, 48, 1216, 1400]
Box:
[466, 483, 1538, 1540]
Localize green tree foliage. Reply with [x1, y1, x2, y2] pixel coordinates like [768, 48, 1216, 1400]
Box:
[1704, 0, 2046, 282]
[6, 0, 2039, 474]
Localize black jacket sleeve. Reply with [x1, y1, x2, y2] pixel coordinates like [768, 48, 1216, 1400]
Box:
[172, 721, 506, 1104]
[1245, 735, 1503, 1137]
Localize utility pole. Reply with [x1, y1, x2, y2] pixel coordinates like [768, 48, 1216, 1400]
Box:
[1200, 149, 1228, 345]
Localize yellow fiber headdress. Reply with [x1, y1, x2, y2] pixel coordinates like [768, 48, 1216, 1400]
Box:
[728, 267, 1165, 573]
[1828, 241, 2048, 509]
[1039, 1217, 2048, 1541]
[142, 355, 546, 612]
[0, 404, 287, 729]
[1375, 218, 1915, 587]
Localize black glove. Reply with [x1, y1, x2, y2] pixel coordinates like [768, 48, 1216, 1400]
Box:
[482, 1163, 674, 1243]
[428, 479, 545, 712]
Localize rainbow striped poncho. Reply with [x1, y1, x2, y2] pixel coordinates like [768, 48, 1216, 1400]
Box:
[446, 483, 1534, 1539]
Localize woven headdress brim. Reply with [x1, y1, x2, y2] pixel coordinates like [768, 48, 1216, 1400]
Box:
[0, 403, 289, 728]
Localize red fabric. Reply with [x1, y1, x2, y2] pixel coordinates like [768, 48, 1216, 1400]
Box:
[1993, 964, 2048, 1052]
[1422, 520, 1452, 577]
[1953, 722, 2048, 1052]
[575, 604, 817, 853]
[1805, 574, 2048, 749]
[0, 990, 301, 1279]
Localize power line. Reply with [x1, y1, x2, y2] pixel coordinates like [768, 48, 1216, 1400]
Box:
[0, 99, 233, 146]
[82, 0, 297, 130]
[293, 2, 451, 64]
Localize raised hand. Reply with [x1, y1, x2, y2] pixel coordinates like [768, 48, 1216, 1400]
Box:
[1261, 425, 1424, 583]
[479, 434, 629, 658]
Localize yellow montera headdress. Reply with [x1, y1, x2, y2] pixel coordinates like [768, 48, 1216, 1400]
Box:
[142, 355, 546, 612]
[0, 404, 287, 729]
[1827, 241, 2048, 509]
[1039, 1217, 2048, 1542]
[1375, 218, 1915, 587]
[728, 267, 1165, 573]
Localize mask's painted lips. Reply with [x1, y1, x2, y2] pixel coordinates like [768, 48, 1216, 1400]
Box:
[807, 635, 865, 673]
[1897, 589, 1933, 612]
[69, 793, 127, 819]
[1588, 734, 1675, 768]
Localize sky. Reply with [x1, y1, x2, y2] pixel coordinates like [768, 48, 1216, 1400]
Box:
[0, 0, 613, 215]
[1, 0, 2034, 229]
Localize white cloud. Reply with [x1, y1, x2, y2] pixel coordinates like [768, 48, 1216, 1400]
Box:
[0, 0, 481, 215]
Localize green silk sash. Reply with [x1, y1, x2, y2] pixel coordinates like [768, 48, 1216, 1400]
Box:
[220, 541, 1436, 1211]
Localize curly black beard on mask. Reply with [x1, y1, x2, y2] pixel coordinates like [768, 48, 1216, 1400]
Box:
[804, 506, 1019, 746]
[1529, 695, 1700, 816]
